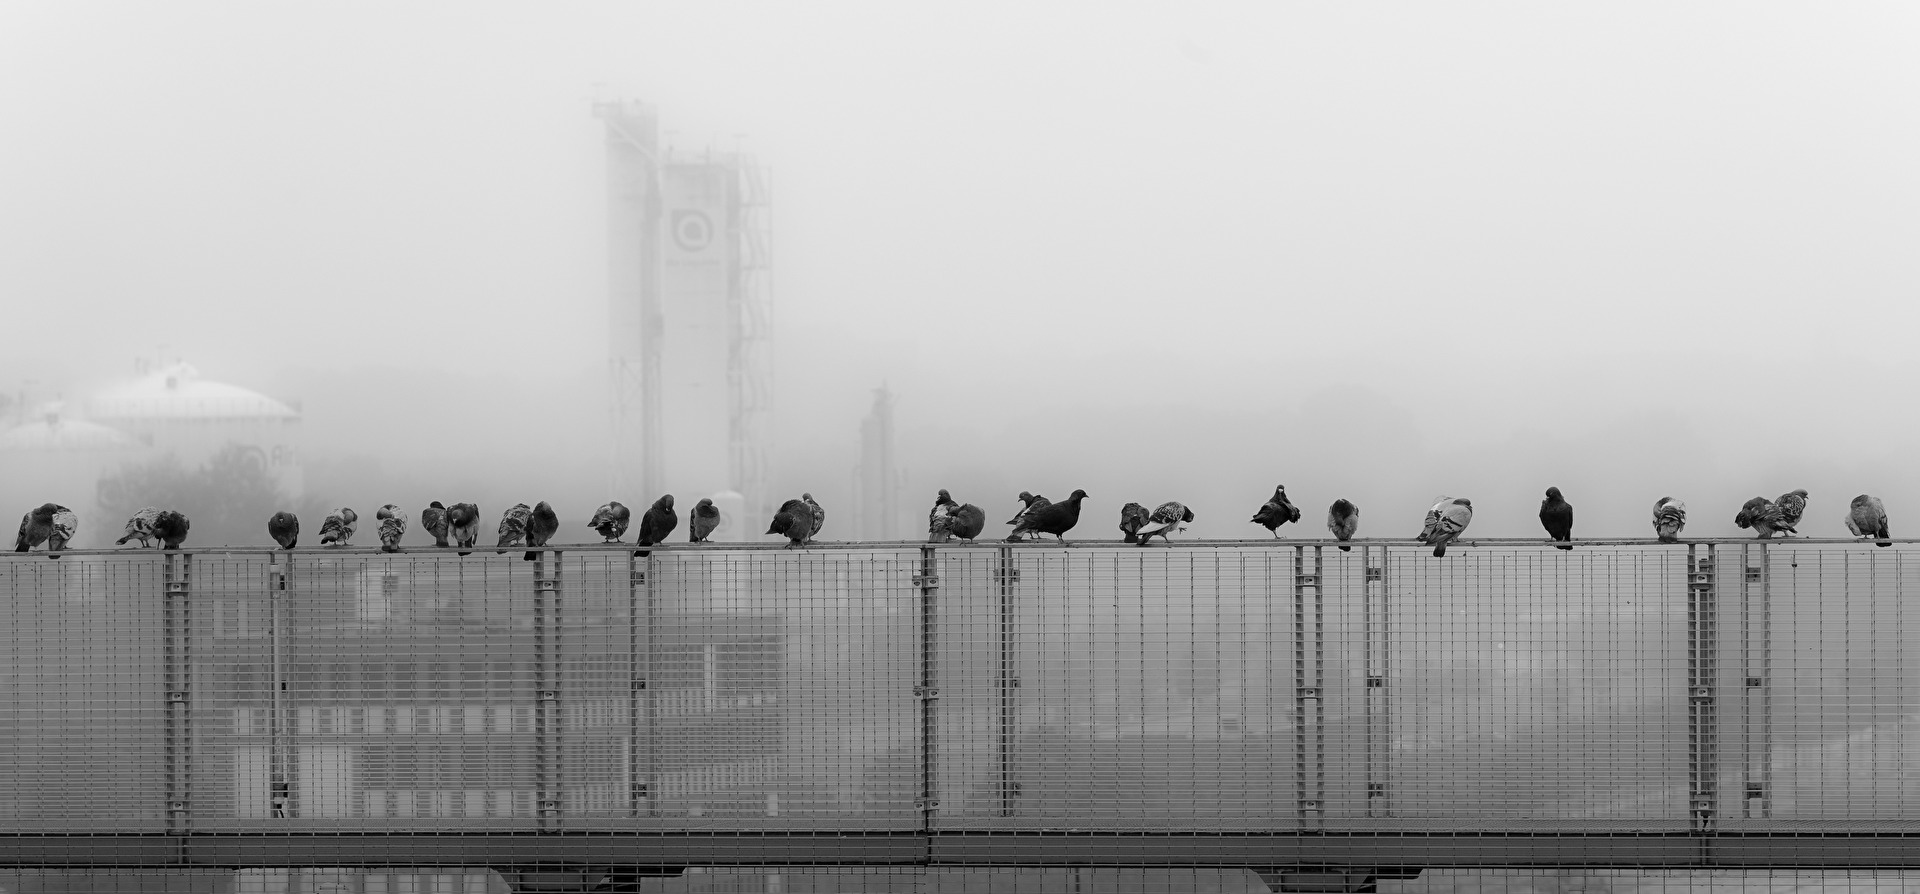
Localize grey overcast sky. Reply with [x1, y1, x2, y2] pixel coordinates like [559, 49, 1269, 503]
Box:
[3, 2, 1918, 538]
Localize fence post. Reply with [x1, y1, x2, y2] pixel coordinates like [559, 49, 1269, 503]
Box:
[1737, 542, 1772, 819]
[269, 553, 292, 819]
[630, 548, 656, 818]
[1687, 543, 1718, 835]
[915, 545, 941, 827]
[1293, 545, 1324, 827]
[1363, 545, 1391, 817]
[534, 552, 563, 831]
[997, 544, 1019, 816]
[163, 552, 193, 835]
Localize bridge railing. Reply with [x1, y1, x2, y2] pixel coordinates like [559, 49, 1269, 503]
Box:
[3, 539, 1919, 868]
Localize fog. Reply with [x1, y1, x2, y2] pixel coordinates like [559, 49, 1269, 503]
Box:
[3, 3, 1918, 546]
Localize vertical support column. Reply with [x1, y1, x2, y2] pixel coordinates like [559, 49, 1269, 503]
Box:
[915, 545, 941, 827]
[269, 554, 292, 819]
[1363, 545, 1391, 817]
[1292, 545, 1324, 828]
[1738, 542, 1772, 818]
[997, 544, 1019, 817]
[534, 552, 563, 831]
[163, 552, 193, 835]
[1687, 543, 1718, 835]
[629, 549, 657, 817]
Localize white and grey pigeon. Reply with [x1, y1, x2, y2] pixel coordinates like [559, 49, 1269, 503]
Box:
[117, 507, 162, 548]
[1845, 494, 1890, 547]
[1651, 497, 1687, 543]
[1775, 489, 1809, 535]
[1135, 501, 1194, 546]
[318, 507, 358, 547]
[376, 504, 409, 553]
[801, 493, 825, 539]
[1417, 496, 1473, 557]
[1326, 499, 1359, 551]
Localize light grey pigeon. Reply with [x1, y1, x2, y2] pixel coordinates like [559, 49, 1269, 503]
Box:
[318, 507, 358, 547]
[117, 507, 162, 547]
[1418, 496, 1473, 557]
[1326, 499, 1359, 551]
[1846, 494, 1890, 547]
[589, 501, 630, 542]
[689, 498, 721, 543]
[421, 502, 449, 548]
[928, 490, 961, 541]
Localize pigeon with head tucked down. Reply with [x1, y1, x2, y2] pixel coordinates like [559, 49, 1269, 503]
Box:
[1117, 502, 1150, 543]
[117, 507, 162, 548]
[1250, 486, 1302, 538]
[1539, 487, 1574, 550]
[767, 498, 814, 548]
[589, 501, 630, 542]
[1326, 499, 1359, 550]
[318, 508, 358, 547]
[152, 510, 189, 550]
[1775, 489, 1809, 535]
[376, 504, 409, 553]
[421, 502, 449, 548]
[525, 501, 559, 560]
[1006, 492, 1049, 539]
[1008, 489, 1088, 542]
[637, 495, 677, 547]
[1651, 497, 1686, 543]
[497, 503, 532, 554]
[447, 502, 480, 555]
[928, 490, 961, 542]
[689, 498, 721, 543]
[801, 493, 825, 540]
[1135, 501, 1194, 546]
[1846, 494, 1890, 547]
[1735, 496, 1781, 538]
[1418, 496, 1473, 557]
[946, 503, 986, 542]
[267, 511, 299, 549]
[18, 504, 78, 556]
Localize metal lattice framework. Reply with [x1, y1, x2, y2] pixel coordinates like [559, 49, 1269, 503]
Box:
[5, 540, 1920, 877]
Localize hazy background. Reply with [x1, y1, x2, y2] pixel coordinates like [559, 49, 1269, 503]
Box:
[3, 2, 1917, 545]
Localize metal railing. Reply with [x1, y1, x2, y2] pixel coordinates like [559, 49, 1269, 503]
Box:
[5, 539, 1920, 872]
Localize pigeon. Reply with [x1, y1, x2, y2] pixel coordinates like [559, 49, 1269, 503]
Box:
[1135, 501, 1194, 546]
[1845, 494, 1890, 547]
[1651, 497, 1686, 543]
[589, 501, 631, 542]
[1417, 496, 1473, 558]
[1775, 489, 1809, 535]
[376, 504, 409, 553]
[267, 511, 300, 549]
[767, 498, 815, 548]
[1734, 496, 1782, 539]
[152, 510, 190, 550]
[1007, 492, 1051, 540]
[1539, 487, 1574, 551]
[447, 502, 481, 555]
[801, 493, 825, 539]
[689, 498, 721, 543]
[1250, 485, 1303, 538]
[1008, 489, 1088, 542]
[525, 500, 559, 561]
[497, 503, 532, 554]
[318, 508, 358, 547]
[928, 490, 961, 541]
[637, 495, 678, 547]
[16, 503, 76, 555]
[1326, 499, 1359, 551]
[421, 502, 449, 548]
[1117, 502, 1151, 543]
[117, 507, 162, 547]
[946, 503, 987, 542]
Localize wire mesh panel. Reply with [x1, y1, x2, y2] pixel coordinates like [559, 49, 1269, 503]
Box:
[1372, 545, 1691, 830]
[0, 555, 168, 832]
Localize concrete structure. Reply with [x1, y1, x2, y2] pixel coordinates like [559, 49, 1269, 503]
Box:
[0, 404, 145, 546]
[86, 361, 304, 501]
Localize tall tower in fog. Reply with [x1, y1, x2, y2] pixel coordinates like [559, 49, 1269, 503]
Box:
[598, 99, 772, 527]
[854, 385, 905, 539]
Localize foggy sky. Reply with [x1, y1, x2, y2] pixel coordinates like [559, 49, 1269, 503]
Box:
[3, 3, 1918, 544]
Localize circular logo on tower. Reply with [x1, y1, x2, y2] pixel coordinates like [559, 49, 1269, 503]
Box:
[672, 210, 714, 253]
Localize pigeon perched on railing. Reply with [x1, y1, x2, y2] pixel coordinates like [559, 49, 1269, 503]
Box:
[17, 504, 78, 556]
[946, 503, 986, 542]
[1418, 496, 1473, 557]
[1118, 502, 1150, 543]
[1775, 489, 1809, 535]
[1250, 486, 1302, 538]
[447, 502, 480, 555]
[526, 501, 559, 561]
[1327, 499, 1359, 551]
[1846, 495, 1890, 547]
[1539, 487, 1574, 551]
[152, 510, 189, 550]
[421, 502, 449, 548]
[801, 493, 825, 540]
[589, 501, 630, 542]
[267, 511, 300, 549]
[1008, 489, 1088, 543]
[117, 507, 162, 548]
[1006, 492, 1049, 540]
[1135, 501, 1194, 546]
[637, 495, 678, 547]
[1652, 497, 1686, 543]
[376, 504, 409, 553]
[689, 498, 721, 543]
[497, 503, 532, 555]
[927, 490, 961, 542]
[767, 498, 815, 548]
[1735, 496, 1781, 538]
[318, 508, 358, 547]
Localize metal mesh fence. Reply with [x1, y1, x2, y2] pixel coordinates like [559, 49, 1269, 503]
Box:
[5, 540, 1920, 872]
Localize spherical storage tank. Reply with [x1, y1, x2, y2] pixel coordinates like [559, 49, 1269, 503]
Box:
[87, 361, 305, 501]
[0, 404, 145, 548]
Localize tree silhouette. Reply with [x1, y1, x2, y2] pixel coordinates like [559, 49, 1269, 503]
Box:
[97, 443, 313, 547]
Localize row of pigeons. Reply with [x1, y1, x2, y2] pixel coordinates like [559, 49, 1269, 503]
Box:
[9, 487, 1898, 558]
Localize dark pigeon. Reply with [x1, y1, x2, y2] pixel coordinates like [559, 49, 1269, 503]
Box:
[1250, 486, 1302, 538]
[1118, 502, 1150, 543]
[637, 495, 678, 548]
[526, 501, 559, 561]
[1734, 496, 1781, 539]
[1539, 487, 1574, 550]
[928, 490, 961, 542]
[18, 504, 77, 556]
[1775, 489, 1809, 535]
[767, 498, 815, 548]
[1006, 492, 1049, 539]
[689, 498, 721, 543]
[1008, 489, 1088, 542]
[589, 501, 631, 542]
[447, 502, 481, 555]
[267, 511, 300, 549]
[421, 502, 449, 548]
[152, 510, 190, 550]
[1326, 499, 1359, 551]
[946, 503, 986, 542]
